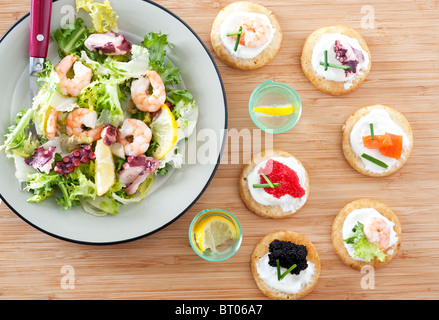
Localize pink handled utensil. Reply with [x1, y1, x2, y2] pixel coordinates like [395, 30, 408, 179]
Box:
[29, 0, 53, 59]
[23, 0, 52, 191]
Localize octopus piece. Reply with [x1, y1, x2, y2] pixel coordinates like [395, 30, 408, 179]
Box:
[54, 145, 96, 176]
[334, 40, 365, 75]
[84, 31, 132, 55]
[100, 124, 117, 146]
[24, 146, 56, 174]
[118, 155, 159, 195]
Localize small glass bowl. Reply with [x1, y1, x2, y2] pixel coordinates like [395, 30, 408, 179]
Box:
[249, 80, 302, 134]
[189, 209, 242, 262]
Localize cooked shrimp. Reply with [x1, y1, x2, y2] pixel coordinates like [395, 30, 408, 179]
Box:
[130, 70, 166, 112]
[117, 119, 152, 156]
[363, 217, 391, 250]
[66, 108, 103, 141]
[45, 108, 58, 140]
[232, 17, 271, 48]
[56, 55, 93, 97]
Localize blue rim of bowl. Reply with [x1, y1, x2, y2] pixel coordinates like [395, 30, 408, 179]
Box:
[189, 209, 243, 262]
[0, 0, 228, 246]
[249, 80, 302, 134]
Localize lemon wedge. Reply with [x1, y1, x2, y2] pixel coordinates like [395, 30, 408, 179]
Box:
[195, 216, 237, 252]
[43, 106, 54, 133]
[150, 104, 178, 160]
[253, 105, 294, 116]
[95, 139, 116, 196]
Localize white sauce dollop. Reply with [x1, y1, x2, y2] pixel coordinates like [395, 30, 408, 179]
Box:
[220, 11, 275, 59]
[247, 157, 308, 214]
[342, 208, 398, 261]
[350, 109, 410, 174]
[311, 33, 369, 89]
[256, 253, 316, 294]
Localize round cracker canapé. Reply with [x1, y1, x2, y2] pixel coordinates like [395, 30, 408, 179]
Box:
[211, 1, 282, 70]
[301, 25, 371, 95]
[239, 149, 309, 219]
[251, 230, 321, 300]
[331, 199, 402, 271]
[342, 104, 413, 177]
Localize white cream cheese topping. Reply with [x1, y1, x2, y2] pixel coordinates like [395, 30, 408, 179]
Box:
[220, 11, 275, 59]
[256, 253, 316, 294]
[342, 208, 398, 261]
[350, 109, 410, 174]
[247, 157, 308, 214]
[311, 33, 369, 89]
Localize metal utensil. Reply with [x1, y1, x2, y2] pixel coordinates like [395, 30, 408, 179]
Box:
[29, 0, 53, 105]
[21, 0, 53, 191]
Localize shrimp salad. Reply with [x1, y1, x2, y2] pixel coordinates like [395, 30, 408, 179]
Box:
[0, 1, 198, 216]
[343, 208, 398, 262]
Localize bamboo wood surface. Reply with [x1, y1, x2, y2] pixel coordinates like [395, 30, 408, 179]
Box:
[0, 0, 438, 300]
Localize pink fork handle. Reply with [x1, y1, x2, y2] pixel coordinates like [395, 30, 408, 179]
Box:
[29, 0, 53, 58]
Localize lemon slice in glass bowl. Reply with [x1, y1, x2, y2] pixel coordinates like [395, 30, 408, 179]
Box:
[253, 105, 294, 115]
[150, 104, 178, 160]
[194, 215, 237, 252]
[95, 139, 116, 196]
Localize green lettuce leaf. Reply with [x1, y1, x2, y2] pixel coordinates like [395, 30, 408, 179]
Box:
[80, 194, 119, 216]
[1, 61, 57, 160]
[76, 0, 119, 33]
[25, 172, 59, 203]
[26, 164, 97, 210]
[81, 44, 149, 84]
[141, 32, 181, 86]
[344, 221, 387, 262]
[112, 174, 155, 205]
[0, 109, 36, 156]
[157, 91, 197, 170]
[25, 162, 122, 215]
[51, 18, 90, 58]
[106, 45, 149, 81]
[32, 61, 62, 136]
[77, 81, 126, 126]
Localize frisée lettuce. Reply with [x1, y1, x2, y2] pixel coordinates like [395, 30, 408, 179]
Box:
[344, 221, 387, 262]
[76, 0, 119, 33]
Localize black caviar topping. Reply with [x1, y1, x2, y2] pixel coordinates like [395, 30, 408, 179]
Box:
[268, 239, 308, 275]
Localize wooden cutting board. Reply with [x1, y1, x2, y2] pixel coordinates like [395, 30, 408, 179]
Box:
[0, 0, 438, 300]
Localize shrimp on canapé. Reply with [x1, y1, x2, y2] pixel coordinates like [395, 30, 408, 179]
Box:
[117, 118, 152, 156]
[66, 108, 103, 141]
[363, 217, 391, 250]
[45, 108, 59, 140]
[56, 55, 92, 97]
[130, 70, 166, 113]
[231, 17, 271, 48]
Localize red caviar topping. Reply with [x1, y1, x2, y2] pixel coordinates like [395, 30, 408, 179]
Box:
[258, 159, 305, 199]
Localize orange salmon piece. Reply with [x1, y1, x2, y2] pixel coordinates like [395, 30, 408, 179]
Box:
[362, 134, 393, 149]
[379, 133, 403, 159]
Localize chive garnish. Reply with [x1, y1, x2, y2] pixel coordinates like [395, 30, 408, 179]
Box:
[252, 183, 281, 188]
[260, 173, 275, 188]
[361, 153, 389, 169]
[319, 61, 351, 70]
[324, 50, 328, 71]
[370, 123, 375, 140]
[319, 51, 351, 71]
[226, 30, 242, 37]
[227, 26, 243, 52]
[276, 259, 297, 281]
